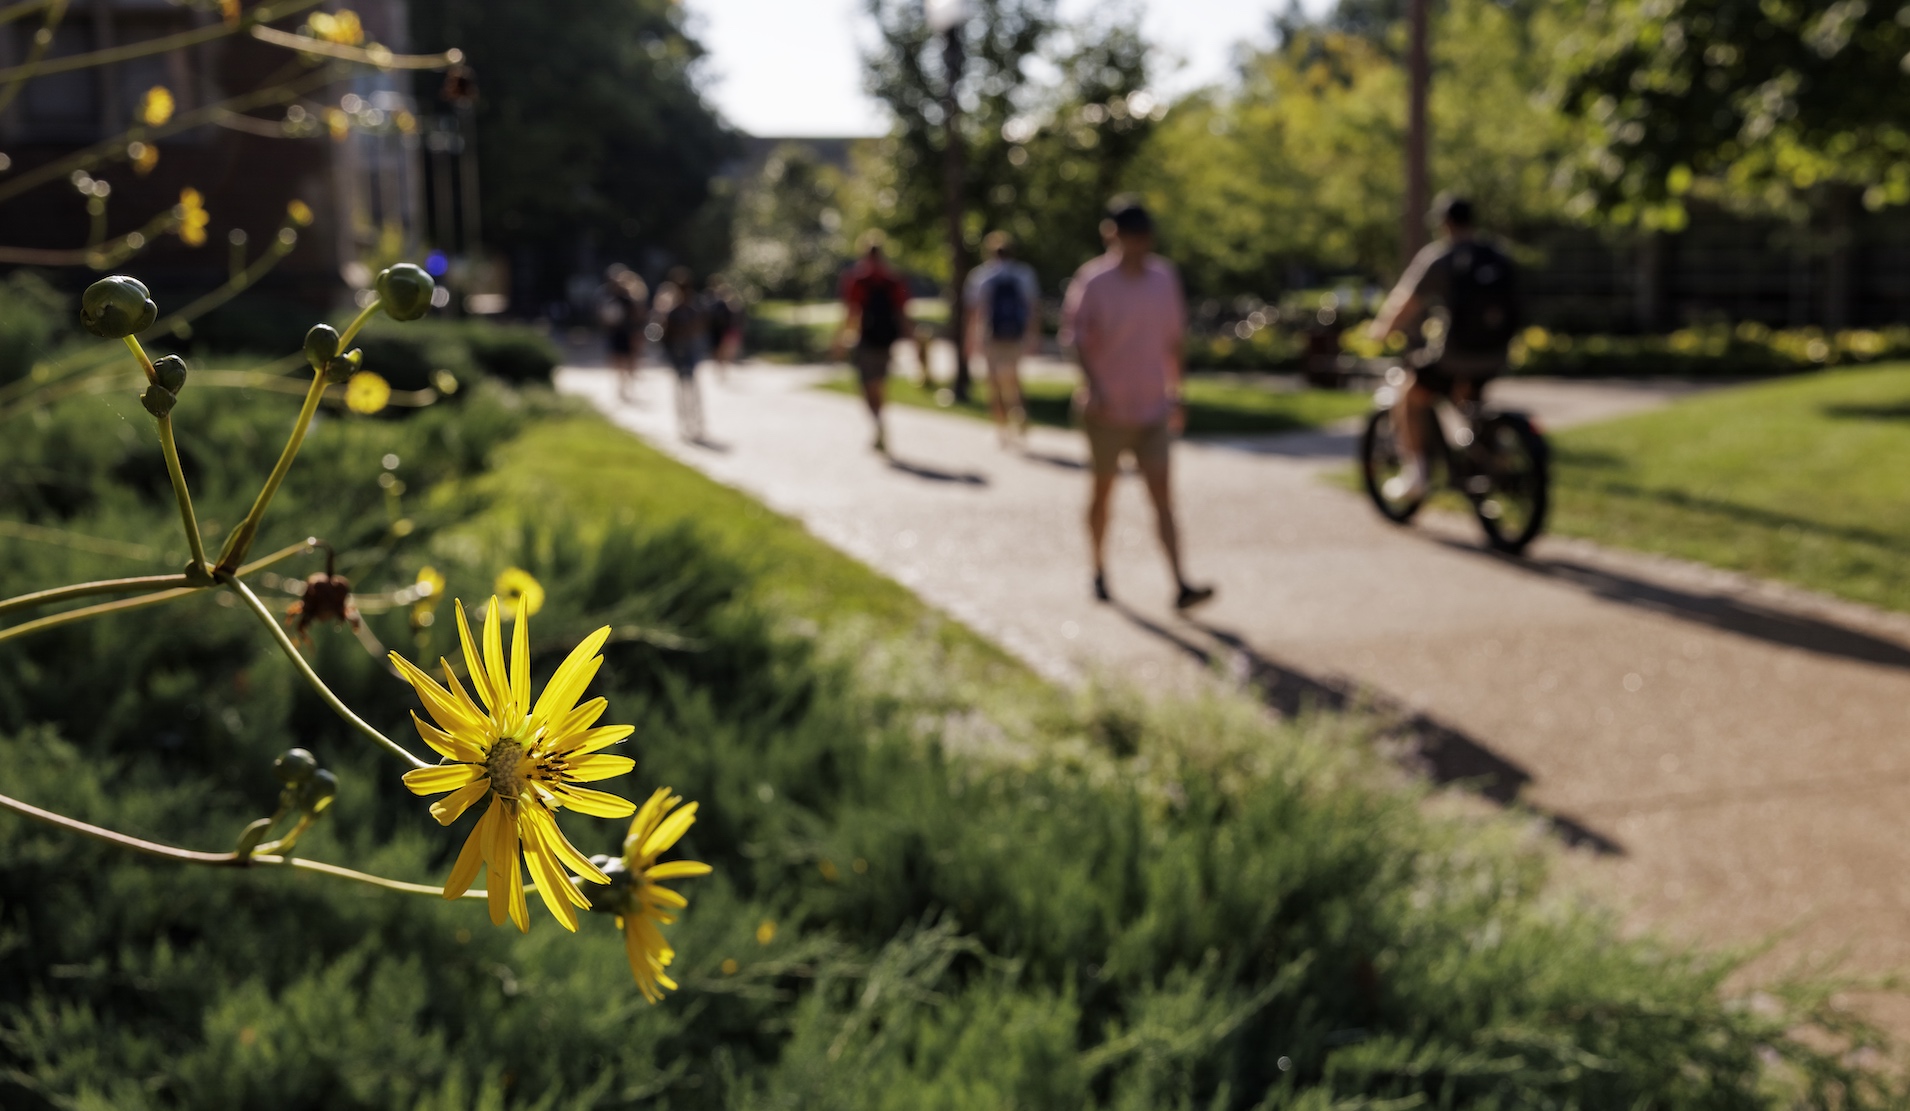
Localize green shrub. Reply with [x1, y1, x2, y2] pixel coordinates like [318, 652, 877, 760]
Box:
[1511, 322, 1910, 378]
[0, 382, 1896, 1108]
[0, 272, 69, 387]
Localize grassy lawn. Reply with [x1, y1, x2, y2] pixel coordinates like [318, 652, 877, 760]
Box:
[1550, 364, 1910, 611]
[823, 372, 1371, 436]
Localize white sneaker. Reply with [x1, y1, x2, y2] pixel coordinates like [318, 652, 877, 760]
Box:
[1382, 460, 1428, 502]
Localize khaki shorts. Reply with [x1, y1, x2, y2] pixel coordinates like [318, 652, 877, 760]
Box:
[983, 339, 1023, 382]
[1084, 417, 1171, 479]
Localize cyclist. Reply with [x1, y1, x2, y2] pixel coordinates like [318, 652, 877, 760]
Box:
[1367, 194, 1521, 501]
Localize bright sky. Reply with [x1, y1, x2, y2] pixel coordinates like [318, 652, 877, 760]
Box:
[685, 0, 1333, 137]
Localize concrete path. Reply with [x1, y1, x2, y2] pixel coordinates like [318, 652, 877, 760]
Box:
[559, 362, 1910, 1004]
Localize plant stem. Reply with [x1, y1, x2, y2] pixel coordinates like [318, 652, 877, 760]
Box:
[221, 573, 425, 769]
[0, 587, 194, 644]
[156, 415, 208, 573]
[0, 788, 485, 899]
[121, 334, 155, 382]
[0, 574, 191, 618]
[214, 300, 379, 573]
[336, 298, 381, 347]
[239, 536, 318, 576]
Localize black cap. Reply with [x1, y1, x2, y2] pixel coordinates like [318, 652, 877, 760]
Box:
[1431, 192, 1474, 228]
[1108, 199, 1154, 234]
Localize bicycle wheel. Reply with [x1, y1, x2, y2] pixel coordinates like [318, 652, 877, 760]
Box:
[1471, 413, 1549, 554]
[1360, 407, 1440, 524]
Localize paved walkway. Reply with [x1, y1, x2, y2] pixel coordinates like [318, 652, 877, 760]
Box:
[560, 362, 1910, 1002]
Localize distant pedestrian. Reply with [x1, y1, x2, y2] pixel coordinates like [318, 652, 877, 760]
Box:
[599, 264, 648, 401]
[655, 267, 706, 441]
[1059, 199, 1213, 610]
[706, 278, 745, 383]
[964, 230, 1039, 447]
[834, 232, 920, 454]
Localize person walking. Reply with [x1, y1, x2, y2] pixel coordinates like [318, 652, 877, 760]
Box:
[964, 231, 1039, 447]
[655, 267, 707, 441]
[705, 278, 745, 383]
[1059, 199, 1214, 610]
[599, 264, 648, 401]
[834, 233, 919, 454]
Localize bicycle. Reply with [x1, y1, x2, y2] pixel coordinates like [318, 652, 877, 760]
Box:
[1358, 364, 1550, 555]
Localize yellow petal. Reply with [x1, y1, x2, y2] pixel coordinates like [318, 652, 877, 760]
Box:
[429, 777, 493, 826]
[624, 787, 676, 860]
[552, 784, 637, 818]
[484, 798, 516, 928]
[531, 626, 611, 725]
[390, 652, 481, 735]
[520, 823, 581, 930]
[401, 762, 483, 797]
[439, 663, 492, 735]
[524, 804, 610, 884]
[454, 601, 500, 717]
[563, 754, 634, 783]
[548, 723, 633, 758]
[553, 697, 608, 738]
[443, 801, 492, 899]
[509, 595, 531, 718]
[625, 922, 662, 1000]
[482, 597, 510, 724]
[642, 801, 699, 859]
[645, 884, 689, 910]
[645, 860, 712, 881]
[410, 711, 483, 763]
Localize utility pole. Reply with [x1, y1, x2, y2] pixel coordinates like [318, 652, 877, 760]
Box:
[1403, 0, 1431, 268]
[928, 0, 973, 400]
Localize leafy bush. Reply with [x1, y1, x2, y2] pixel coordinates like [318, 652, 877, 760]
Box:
[353, 318, 559, 392]
[1186, 325, 1308, 371]
[1510, 322, 1910, 378]
[0, 382, 1897, 1108]
[0, 272, 70, 387]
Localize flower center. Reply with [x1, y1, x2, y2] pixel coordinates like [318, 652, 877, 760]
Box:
[486, 739, 529, 800]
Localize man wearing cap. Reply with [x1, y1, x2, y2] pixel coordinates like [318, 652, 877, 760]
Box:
[1060, 199, 1214, 611]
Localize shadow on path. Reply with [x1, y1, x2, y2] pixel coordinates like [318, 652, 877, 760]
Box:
[1105, 601, 1623, 855]
[886, 456, 989, 486]
[1436, 539, 1910, 671]
[1201, 428, 1359, 461]
[1019, 449, 1088, 472]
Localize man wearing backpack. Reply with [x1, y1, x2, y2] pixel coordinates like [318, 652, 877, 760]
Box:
[963, 231, 1039, 447]
[836, 233, 918, 454]
[1368, 194, 1521, 501]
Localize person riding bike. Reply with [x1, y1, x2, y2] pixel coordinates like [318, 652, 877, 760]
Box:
[1367, 194, 1521, 502]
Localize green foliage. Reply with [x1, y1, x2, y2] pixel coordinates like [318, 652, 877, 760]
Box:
[1133, 0, 1574, 294]
[858, 0, 1157, 291]
[406, 0, 738, 289]
[0, 363, 1898, 1105]
[352, 318, 559, 392]
[0, 273, 69, 387]
[1552, 363, 1910, 614]
[1513, 322, 1910, 378]
[1559, 0, 1910, 221]
[730, 146, 852, 302]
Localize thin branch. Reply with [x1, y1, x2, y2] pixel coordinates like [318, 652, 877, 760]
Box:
[0, 574, 192, 619]
[0, 520, 155, 561]
[0, 0, 326, 84]
[0, 587, 195, 644]
[221, 573, 426, 769]
[0, 788, 488, 899]
[0, 0, 67, 118]
[248, 25, 463, 70]
[0, 0, 55, 28]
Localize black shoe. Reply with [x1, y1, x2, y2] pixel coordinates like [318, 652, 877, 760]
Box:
[1093, 573, 1110, 603]
[1174, 583, 1214, 610]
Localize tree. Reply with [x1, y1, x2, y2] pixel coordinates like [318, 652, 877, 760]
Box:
[730, 144, 851, 301]
[1559, 0, 1910, 224]
[407, 0, 737, 302]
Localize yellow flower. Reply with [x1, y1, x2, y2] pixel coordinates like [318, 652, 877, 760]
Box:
[286, 199, 315, 227]
[219, 0, 239, 24]
[129, 142, 158, 176]
[393, 597, 637, 931]
[175, 188, 209, 247]
[325, 107, 349, 141]
[495, 567, 544, 617]
[139, 86, 174, 127]
[602, 788, 711, 1002]
[307, 9, 365, 45]
[344, 370, 390, 414]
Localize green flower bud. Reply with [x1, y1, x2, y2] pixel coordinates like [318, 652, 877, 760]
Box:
[295, 768, 338, 815]
[140, 384, 176, 417]
[325, 347, 363, 384]
[273, 747, 318, 785]
[304, 324, 341, 373]
[152, 354, 188, 394]
[374, 263, 434, 322]
[81, 276, 158, 338]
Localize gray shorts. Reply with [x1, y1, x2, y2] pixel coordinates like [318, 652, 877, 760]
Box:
[1084, 417, 1170, 479]
[854, 345, 891, 386]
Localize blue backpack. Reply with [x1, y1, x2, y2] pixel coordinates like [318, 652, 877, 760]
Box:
[984, 269, 1030, 340]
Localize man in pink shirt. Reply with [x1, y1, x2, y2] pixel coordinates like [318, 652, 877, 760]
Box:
[1060, 200, 1214, 610]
